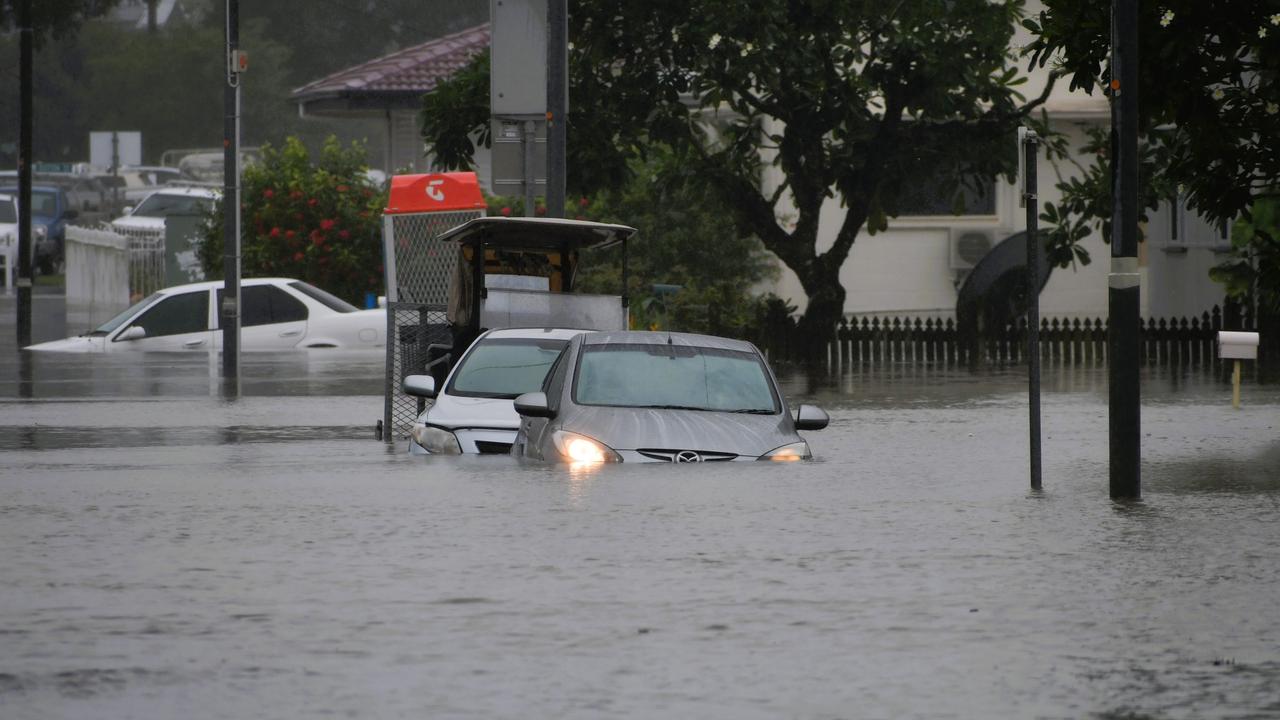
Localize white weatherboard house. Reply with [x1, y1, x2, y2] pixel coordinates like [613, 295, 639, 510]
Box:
[762, 14, 1227, 323]
[296, 12, 1227, 323]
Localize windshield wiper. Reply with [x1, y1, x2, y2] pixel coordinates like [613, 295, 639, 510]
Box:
[638, 404, 707, 411]
[729, 408, 775, 414]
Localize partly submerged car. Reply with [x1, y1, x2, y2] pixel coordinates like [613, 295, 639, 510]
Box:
[401, 327, 589, 455]
[511, 330, 829, 463]
[25, 278, 385, 352]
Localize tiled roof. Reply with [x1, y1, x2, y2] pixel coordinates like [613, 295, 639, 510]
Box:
[291, 23, 489, 100]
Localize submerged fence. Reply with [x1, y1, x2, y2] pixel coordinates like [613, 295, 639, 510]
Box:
[757, 305, 1275, 371]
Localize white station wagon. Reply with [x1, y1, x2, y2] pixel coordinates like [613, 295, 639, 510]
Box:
[26, 278, 386, 352]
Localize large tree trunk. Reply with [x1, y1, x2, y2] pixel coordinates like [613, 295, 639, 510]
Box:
[792, 265, 847, 363]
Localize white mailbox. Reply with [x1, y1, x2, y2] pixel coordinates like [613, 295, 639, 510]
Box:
[1218, 331, 1260, 360]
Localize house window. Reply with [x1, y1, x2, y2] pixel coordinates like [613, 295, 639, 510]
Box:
[898, 177, 997, 217]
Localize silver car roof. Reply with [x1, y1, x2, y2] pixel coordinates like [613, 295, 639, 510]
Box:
[580, 330, 758, 353]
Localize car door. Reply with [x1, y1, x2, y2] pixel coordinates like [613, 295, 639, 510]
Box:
[215, 284, 309, 350]
[112, 289, 215, 350]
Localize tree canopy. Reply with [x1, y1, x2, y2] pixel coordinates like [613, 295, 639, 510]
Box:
[422, 0, 1054, 355]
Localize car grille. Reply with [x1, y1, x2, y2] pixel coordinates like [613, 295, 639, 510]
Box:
[474, 441, 513, 455]
[637, 449, 738, 463]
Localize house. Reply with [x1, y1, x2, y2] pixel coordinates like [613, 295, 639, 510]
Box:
[290, 24, 491, 179]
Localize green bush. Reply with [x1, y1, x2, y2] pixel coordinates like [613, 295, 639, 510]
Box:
[200, 136, 387, 304]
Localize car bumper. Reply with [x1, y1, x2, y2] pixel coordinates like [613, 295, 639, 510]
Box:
[409, 428, 518, 455]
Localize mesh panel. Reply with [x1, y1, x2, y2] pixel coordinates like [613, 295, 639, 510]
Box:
[387, 211, 479, 304]
[115, 225, 166, 299]
[384, 301, 451, 442]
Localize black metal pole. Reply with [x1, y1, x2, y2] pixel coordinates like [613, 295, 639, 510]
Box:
[222, 0, 241, 394]
[1024, 131, 1042, 491]
[1109, 0, 1141, 498]
[16, 0, 33, 349]
[545, 0, 567, 218]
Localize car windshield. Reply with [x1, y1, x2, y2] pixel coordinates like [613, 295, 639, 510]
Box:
[131, 193, 213, 218]
[448, 337, 570, 399]
[288, 281, 358, 313]
[29, 190, 57, 215]
[574, 343, 779, 413]
[89, 292, 161, 335]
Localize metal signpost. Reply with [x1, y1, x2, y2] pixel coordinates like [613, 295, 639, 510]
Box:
[1020, 127, 1043, 491]
[222, 0, 244, 396]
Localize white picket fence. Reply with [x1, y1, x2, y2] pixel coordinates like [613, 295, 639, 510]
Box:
[64, 225, 166, 333]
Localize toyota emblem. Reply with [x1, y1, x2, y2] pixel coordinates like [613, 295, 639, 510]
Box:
[674, 451, 703, 463]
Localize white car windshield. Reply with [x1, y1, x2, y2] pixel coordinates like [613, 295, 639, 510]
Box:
[90, 293, 161, 335]
[131, 193, 213, 218]
[574, 344, 779, 413]
[448, 338, 570, 399]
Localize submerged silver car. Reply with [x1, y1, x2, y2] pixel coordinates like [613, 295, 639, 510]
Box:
[511, 331, 828, 463]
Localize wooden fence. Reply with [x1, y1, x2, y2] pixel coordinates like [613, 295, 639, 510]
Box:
[757, 305, 1275, 371]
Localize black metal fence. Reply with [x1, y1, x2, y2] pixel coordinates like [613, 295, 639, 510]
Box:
[756, 305, 1276, 371]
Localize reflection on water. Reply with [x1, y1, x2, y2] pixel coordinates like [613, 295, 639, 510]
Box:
[0, 345, 1278, 719]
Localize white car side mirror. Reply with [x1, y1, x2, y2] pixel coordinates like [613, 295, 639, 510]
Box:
[402, 374, 437, 399]
[116, 325, 146, 341]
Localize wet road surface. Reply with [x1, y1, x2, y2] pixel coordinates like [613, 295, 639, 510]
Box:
[2, 294, 1278, 719]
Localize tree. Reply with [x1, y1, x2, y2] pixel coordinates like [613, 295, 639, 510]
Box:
[1025, 0, 1280, 311]
[199, 136, 387, 304]
[0, 0, 121, 47]
[421, 0, 1053, 358]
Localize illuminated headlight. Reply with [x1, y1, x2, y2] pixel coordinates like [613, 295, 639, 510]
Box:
[411, 424, 461, 454]
[551, 430, 621, 463]
[759, 441, 811, 462]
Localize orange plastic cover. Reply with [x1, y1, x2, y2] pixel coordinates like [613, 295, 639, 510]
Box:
[384, 172, 487, 215]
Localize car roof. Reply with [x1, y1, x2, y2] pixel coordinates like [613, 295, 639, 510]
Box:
[150, 277, 301, 295]
[140, 186, 220, 199]
[581, 330, 758, 353]
[481, 327, 592, 341]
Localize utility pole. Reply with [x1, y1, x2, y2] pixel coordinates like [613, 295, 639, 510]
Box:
[545, 0, 567, 218]
[1021, 128, 1042, 491]
[16, 0, 33, 349]
[1109, 0, 1141, 499]
[222, 0, 243, 395]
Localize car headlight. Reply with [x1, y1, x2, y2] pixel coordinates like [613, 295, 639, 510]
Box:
[551, 430, 621, 463]
[411, 424, 461, 454]
[759, 441, 811, 462]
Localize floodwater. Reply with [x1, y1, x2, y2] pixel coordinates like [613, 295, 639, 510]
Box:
[2, 295, 1279, 719]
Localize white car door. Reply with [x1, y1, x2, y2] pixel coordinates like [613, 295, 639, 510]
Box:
[215, 284, 308, 350]
[111, 289, 216, 351]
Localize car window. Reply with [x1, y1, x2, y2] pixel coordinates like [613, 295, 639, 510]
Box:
[131, 193, 213, 218]
[123, 290, 209, 338]
[288, 281, 358, 313]
[218, 285, 308, 327]
[447, 337, 570, 399]
[573, 343, 779, 413]
[92, 292, 161, 335]
[0, 199, 14, 223]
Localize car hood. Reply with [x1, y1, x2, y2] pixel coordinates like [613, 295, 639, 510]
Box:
[424, 394, 520, 431]
[562, 406, 798, 457]
[111, 216, 165, 231]
[25, 335, 106, 353]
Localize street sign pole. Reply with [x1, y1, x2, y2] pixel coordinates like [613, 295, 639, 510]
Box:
[16, 0, 33, 349]
[222, 0, 242, 396]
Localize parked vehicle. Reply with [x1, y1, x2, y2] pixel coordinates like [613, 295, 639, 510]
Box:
[401, 327, 589, 455]
[0, 184, 73, 273]
[112, 186, 219, 228]
[511, 330, 829, 463]
[25, 278, 385, 352]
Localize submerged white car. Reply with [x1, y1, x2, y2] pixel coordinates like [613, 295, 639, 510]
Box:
[402, 327, 589, 455]
[26, 278, 385, 352]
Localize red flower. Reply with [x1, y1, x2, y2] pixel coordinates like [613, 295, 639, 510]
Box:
[500, 206, 512, 217]
[285, 230, 296, 238]
[311, 230, 324, 246]
[578, 196, 589, 208]
[320, 219, 335, 231]
[263, 189, 275, 199]
[290, 189, 303, 199]
[535, 205, 546, 216]
[293, 252, 304, 262]
[336, 185, 349, 193]
[338, 230, 350, 240]
[307, 198, 318, 207]
[269, 227, 281, 238]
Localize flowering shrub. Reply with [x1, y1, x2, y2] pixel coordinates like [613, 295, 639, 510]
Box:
[199, 136, 387, 304]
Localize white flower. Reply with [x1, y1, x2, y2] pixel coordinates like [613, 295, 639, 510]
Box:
[740, 42, 753, 57]
[671, 29, 679, 42]
[708, 33, 722, 49]
[567, 41, 575, 50]
[1268, 102, 1279, 115]
[1272, 13, 1280, 26]
[1212, 88, 1225, 101]
[1260, 27, 1269, 38]
[1160, 10, 1174, 27]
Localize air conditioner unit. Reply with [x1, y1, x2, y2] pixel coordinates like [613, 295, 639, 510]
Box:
[949, 228, 996, 270]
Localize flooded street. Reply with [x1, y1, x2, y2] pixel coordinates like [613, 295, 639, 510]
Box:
[2, 297, 1279, 719]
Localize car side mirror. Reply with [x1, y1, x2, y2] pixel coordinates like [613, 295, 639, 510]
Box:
[795, 404, 829, 431]
[116, 325, 146, 342]
[402, 374, 436, 399]
[514, 392, 554, 418]
[122, 205, 134, 216]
